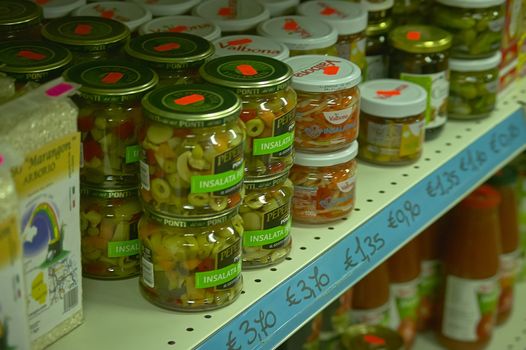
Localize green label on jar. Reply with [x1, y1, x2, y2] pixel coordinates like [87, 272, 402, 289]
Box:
[191, 165, 244, 194]
[108, 239, 140, 257]
[195, 260, 242, 289]
[125, 145, 141, 164]
[244, 220, 291, 248]
[253, 131, 294, 156]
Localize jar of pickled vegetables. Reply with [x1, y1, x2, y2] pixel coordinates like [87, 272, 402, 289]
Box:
[63, 60, 159, 187]
[213, 35, 290, 61]
[433, 0, 505, 59]
[0, 0, 42, 41]
[256, 0, 300, 16]
[200, 55, 296, 179]
[366, 18, 392, 80]
[241, 172, 293, 268]
[449, 52, 500, 120]
[139, 84, 246, 217]
[284, 54, 361, 152]
[389, 25, 452, 140]
[42, 16, 130, 63]
[80, 186, 142, 280]
[125, 32, 214, 86]
[298, 1, 368, 74]
[362, 0, 394, 24]
[138, 15, 221, 41]
[257, 16, 338, 57]
[138, 208, 243, 311]
[358, 79, 427, 165]
[36, 0, 86, 19]
[291, 141, 357, 223]
[129, 0, 201, 16]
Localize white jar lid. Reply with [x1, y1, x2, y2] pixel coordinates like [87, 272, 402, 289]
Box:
[73, 1, 152, 31]
[139, 15, 221, 41]
[126, 0, 201, 16]
[257, 16, 338, 51]
[436, 0, 505, 8]
[450, 52, 502, 72]
[360, 0, 394, 12]
[284, 55, 361, 92]
[295, 141, 359, 167]
[32, 0, 87, 19]
[192, 0, 270, 33]
[213, 35, 290, 60]
[360, 79, 427, 118]
[297, 1, 367, 35]
[256, 0, 300, 16]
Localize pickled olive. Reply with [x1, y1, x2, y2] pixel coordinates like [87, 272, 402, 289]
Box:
[138, 209, 243, 311]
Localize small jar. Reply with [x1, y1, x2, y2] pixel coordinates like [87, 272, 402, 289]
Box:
[42, 16, 130, 63]
[389, 25, 452, 140]
[361, 0, 394, 24]
[284, 55, 361, 152]
[298, 1, 368, 74]
[392, 0, 422, 25]
[257, 16, 338, 57]
[139, 15, 221, 41]
[290, 141, 358, 224]
[366, 18, 392, 80]
[256, 0, 300, 16]
[139, 84, 246, 217]
[128, 0, 201, 17]
[36, 0, 86, 20]
[192, 0, 270, 35]
[63, 60, 159, 187]
[241, 172, 293, 268]
[73, 1, 153, 32]
[433, 0, 505, 59]
[125, 32, 215, 86]
[200, 55, 296, 180]
[0, 0, 42, 41]
[449, 52, 501, 120]
[80, 186, 142, 280]
[138, 208, 243, 311]
[213, 35, 290, 61]
[358, 79, 427, 165]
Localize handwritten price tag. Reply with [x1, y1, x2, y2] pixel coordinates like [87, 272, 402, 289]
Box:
[387, 200, 421, 229]
[426, 170, 460, 198]
[343, 234, 385, 271]
[285, 266, 330, 307]
[489, 123, 520, 154]
[226, 310, 277, 350]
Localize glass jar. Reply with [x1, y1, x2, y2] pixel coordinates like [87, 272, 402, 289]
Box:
[433, 0, 505, 58]
[42, 16, 130, 64]
[389, 25, 452, 140]
[449, 52, 501, 120]
[0, 0, 42, 41]
[63, 60, 159, 187]
[257, 16, 338, 57]
[129, 0, 201, 17]
[125, 32, 214, 86]
[213, 35, 290, 61]
[138, 15, 221, 41]
[362, 0, 394, 24]
[138, 208, 243, 311]
[80, 186, 142, 280]
[298, 1, 368, 74]
[366, 18, 392, 80]
[139, 84, 246, 217]
[256, 0, 300, 16]
[392, 0, 422, 25]
[291, 141, 357, 224]
[37, 0, 86, 20]
[342, 325, 404, 350]
[284, 55, 361, 152]
[200, 55, 296, 180]
[241, 172, 293, 268]
[358, 79, 427, 165]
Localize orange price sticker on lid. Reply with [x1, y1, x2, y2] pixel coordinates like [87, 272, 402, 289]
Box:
[376, 90, 401, 96]
[236, 64, 257, 76]
[283, 19, 299, 31]
[169, 25, 188, 33]
[218, 7, 233, 16]
[154, 42, 181, 52]
[323, 66, 340, 75]
[100, 9, 115, 19]
[227, 38, 253, 46]
[174, 94, 205, 105]
[74, 24, 93, 35]
[101, 72, 124, 84]
[406, 31, 421, 41]
[36, 0, 49, 4]
[321, 6, 336, 15]
[363, 334, 386, 346]
[17, 50, 46, 61]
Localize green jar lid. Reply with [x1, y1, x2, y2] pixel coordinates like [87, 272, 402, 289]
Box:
[0, 40, 72, 83]
[125, 32, 214, 71]
[63, 60, 158, 102]
[366, 18, 393, 36]
[42, 16, 130, 53]
[81, 186, 139, 199]
[0, 0, 42, 32]
[142, 84, 241, 128]
[146, 207, 239, 228]
[199, 54, 293, 95]
[488, 165, 518, 186]
[341, 324, 404, 350]
[389, 25, 452, 54]
[244, 171, 289, 191]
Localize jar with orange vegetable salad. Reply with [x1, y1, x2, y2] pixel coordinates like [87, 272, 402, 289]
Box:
[284, 54, 361, 152]
[290, 141, 357, 223]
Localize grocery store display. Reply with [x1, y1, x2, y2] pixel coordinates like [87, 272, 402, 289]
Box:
[138, 15, 222, 41]
[351, 263, 391, 326]
[213, 34, 290, 60]
[33, 0, 86, 19]
[0, 0, 43, 41]
[365, 18, 392, 80]
[72, 1, 152, 32]
[256, 0, 299, 16]
[128, 0, 201, 17]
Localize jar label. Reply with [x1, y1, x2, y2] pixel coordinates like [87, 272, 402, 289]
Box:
[336, 175, 356, 193]
[108, 239, 140, 258]
[195, 240, 241, 290]
[351, 302, 390, 326]
[125, 145, 141, 164]
[390, 278, 421, 345]
[323, 105, 355, 125]
[498, 250, 520, 316]
[365, 120, 424, 157]
[252, 109, 295, 157]
[365, 54, 388, 81]
[140, 160, 150, 191]
[243, 203, 291, 249]
[141, 246, 155, 288]
[419, 260, 443, 327]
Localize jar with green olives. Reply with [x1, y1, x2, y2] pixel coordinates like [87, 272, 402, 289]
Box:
[366, 18, 392, 80]
[433, 0, 505, 58]
[80, 186, 142, 280]
[200, 55, 296, 180]
[138, 208, 243, 311]
[139, 84, 246, 217]
[63, 60, 159, 188]
[449, 52, 501, 120]
[125, 32, 215, 87]
[241, 172, 293, 268]
[0, 0, 42, 41]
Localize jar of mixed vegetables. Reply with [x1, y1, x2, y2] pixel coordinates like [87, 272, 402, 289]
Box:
[291, 141, 358, 223]
[297, 1, 368, 75]
[449, 52, 501, 120]
[366, 18, 392, 81]
[284, 55, 361, 152]
[241, 172, 293, 268]
[139, 15, 221, 41]
[257, 16, 338, 57]
[200, 55, 296, 180]
[139, 84, 246, 217]
[130, 0, 201, 17]
[80, 186, 142, 280]
[433, 0, 505, 58]
[138, 208, 243, 311]
[63, 60, 159, 187]
[358, 79, 427, 165]
[125, 32, 214, 86]
[213, 35, 290, 61]
[0, 0, 42, 41]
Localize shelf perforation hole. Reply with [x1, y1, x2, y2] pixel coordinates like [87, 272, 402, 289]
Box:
[328, 227, 334, 230]
[456, 135, 462, 139]
[186, 328, 194, 332]
[341, 217, 348, 220]
[465, 128, 472, 132]
[435, 150, 442, 154]
[314, 236, 321, 240]
[354, 208, 361, 211]
[379, 190, 386, 193]
[285, 257, 292, 261]
[241, 290, 246, 294]
[402, 174, 409, 177]
[167, 341, 176, 346]
[445, 142, 452, 146]
[254, 279, 262, 283]
[413, 166, 419, 170]
[300, 247, 307, 250]
[270, 267, 278, 271]
[424, 158, 431, 161]
[366, 199, 373, 202]
[390, 182, 397, 185]
[204, 315, 212, 319]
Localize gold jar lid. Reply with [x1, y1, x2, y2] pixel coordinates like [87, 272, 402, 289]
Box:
[366, 18, 393, 36]
[0, 0, 42, 32]
[389, 25, 452, 54]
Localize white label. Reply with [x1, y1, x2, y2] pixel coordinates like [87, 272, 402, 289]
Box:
[336, 175, 356, 193]
[366, 55, 387, 80]
[365, 119, 424, 157]
[141, 257, 154, 288]
[323, 105, 354, 125]
[140, 160, 150, 191]
[500, 250, 521, 278]
[351, 302, 390, 326]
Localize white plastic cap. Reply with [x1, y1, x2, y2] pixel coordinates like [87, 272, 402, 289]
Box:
[450, 52, 502, 72]
[32, 0, 87, 19]
[360, 0, 394, 12]
[256, 0, 300, 16]
[436, 0, 505, 8]
[213, 35, 289, 60]
[139, 15, 221, 41]
[73, 1, 152, 32]
[295, 141, 358, 167]
[297, 0, 367, 35]
[126, 0, 201, 16]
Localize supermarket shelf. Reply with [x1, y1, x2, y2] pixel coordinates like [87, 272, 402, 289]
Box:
[50, 82, 526, 350]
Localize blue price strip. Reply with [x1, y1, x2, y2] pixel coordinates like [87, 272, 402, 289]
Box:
[197, 108, 526, 350]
